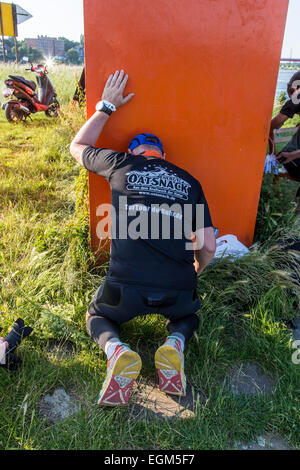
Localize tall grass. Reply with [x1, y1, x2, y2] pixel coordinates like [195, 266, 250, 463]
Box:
[0, 64, 299, 450]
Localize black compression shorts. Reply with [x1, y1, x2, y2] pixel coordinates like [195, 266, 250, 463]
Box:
[88, 279, 200, 324]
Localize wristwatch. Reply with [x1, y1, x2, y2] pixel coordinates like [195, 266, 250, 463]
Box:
[95, 100, 116, 115]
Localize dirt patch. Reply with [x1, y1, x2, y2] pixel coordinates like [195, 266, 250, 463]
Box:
[129, 379, 202, 420]
[45, 340, 76, 360]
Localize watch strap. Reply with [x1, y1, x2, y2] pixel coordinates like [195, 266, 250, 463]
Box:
[98, 103, 112, 115]
[103, 100, 116, 112]
[96, 100, 116, 115]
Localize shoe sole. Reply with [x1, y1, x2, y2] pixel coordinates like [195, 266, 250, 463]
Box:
[98, 350, 142, 406]
[155, 344, 186, 396]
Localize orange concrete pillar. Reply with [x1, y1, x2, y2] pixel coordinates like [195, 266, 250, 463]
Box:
[83, 0, 289, 250]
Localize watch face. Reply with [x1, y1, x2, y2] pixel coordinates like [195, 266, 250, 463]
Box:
[103, 100, 116, 112]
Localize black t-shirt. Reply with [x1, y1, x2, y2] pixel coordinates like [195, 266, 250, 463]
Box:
[82, 147, 213, 290]
[280, 93, 300, 119]
[280, 127, 300, 182]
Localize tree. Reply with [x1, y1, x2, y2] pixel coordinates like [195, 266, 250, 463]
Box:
[277, 91, 288, 106]
[3, 38, 14, 60]
[67, 48, 79, 65]
[5, 37, 15, 48]
[18, 45, 44, 62]
[58, 37, 79, 52]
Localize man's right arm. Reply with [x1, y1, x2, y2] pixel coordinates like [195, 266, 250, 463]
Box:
[70, 111, 110, 166]
[70, 70, 134, 166]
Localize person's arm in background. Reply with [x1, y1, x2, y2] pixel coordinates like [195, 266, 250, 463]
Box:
[276, 148, 300, 165]
[70, 70, 134, 166]
[268, 113, 289, 154]
[193, 227, 216, 276]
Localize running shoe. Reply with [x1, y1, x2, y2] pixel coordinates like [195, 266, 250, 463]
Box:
[98, 344, 142, 406]
[154, 336, 186, 396]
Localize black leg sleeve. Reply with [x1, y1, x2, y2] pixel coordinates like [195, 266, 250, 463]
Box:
[166, 313, 199, 344]
[86, 316, 121, 352]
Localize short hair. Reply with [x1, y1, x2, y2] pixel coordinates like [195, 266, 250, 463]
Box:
[137, 143, 163, 155]
[287, 71, 300, 97]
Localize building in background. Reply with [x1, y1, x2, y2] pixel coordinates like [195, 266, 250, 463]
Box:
[74, 44, 84, 62]
[26, 36, 65, 58]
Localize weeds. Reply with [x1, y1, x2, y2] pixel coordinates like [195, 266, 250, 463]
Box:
[0, 64, 299, 450]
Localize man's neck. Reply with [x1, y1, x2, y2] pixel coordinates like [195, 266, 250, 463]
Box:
[140, 150, 163, 159]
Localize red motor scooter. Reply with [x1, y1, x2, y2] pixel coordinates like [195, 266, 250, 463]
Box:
[2, 63, 60, 122]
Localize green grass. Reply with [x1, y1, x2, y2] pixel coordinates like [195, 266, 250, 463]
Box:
[0, 64, 299, 450]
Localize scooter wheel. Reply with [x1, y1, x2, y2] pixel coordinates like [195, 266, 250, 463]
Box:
[5, 103, 26, 123]
[45, 100, 60, 118]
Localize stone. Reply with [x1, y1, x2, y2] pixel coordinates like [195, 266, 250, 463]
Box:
[39, 387, 79, 422]
[225, 363, 277, 395]
[129, 380, 202, 420]
[236, 433, 293, 450]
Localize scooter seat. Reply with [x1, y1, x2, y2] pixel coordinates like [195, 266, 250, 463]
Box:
[9, 75, 37, 91]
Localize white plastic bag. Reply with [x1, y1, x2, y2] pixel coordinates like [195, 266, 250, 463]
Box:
[214, 235, 250, 261]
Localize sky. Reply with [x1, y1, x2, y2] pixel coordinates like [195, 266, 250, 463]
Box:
[14, 0, 84, 42]
[281, 0, 300, 58]
[6, 0, 300, 57]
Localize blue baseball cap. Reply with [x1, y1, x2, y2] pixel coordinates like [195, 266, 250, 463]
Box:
[128, 133, 164, 154]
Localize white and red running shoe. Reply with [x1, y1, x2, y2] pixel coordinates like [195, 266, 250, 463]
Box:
[98, 344, 142, 406]
[155, 336, 186, 397]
